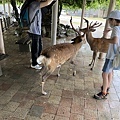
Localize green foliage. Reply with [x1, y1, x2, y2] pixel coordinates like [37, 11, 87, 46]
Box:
[116, 0, 120, 9]
[87, 0, 110, 9]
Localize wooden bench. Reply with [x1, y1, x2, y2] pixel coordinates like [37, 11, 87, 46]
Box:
[15, 34, 31, 52]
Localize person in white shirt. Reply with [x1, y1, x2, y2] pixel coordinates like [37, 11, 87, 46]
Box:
[94, 10, 120, 100]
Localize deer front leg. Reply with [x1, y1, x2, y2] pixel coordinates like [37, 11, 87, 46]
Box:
[73, 63, 76, 76]
[90, 51, 97, 70]
[89, 51, 94, 67]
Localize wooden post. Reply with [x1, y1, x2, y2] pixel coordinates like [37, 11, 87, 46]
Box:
[80, 0, 86, 29]
[98, 0, 116, 59]
[8, 0, 11, 17]
[0, 22, 5, 54]
[3, 0, 6, 19]
[51, 0, 58, 45]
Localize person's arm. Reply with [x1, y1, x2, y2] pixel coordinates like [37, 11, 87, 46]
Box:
[101, 36, 118, 44]
[40, 0, 56, 8]
[101, 28, 118, 44]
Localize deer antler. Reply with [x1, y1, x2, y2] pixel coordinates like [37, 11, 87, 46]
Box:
[70, 17, 81, 36]
[90, 21, 102, 29]
[83, 18, 102, 29]
[83, 18, 90, 30]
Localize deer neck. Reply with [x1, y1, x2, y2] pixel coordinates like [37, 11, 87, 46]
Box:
[86, 32, 94, 44]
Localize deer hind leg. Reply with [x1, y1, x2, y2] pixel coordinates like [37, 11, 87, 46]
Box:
[73, 63, 76, 76]
[68, 58, 76, 76]
[90, 51, 97, 70]
[41, 67, 55, 95]
[57, 65, 61, 77]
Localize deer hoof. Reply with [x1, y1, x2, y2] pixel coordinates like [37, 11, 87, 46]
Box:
[89, 64, 91, 66]
[70, 61, 74, 64]
[57, 74, 60, 77]
[73, 71, 76, 76]
[90, 68, 93, 71]
[42, 91, 47, 95]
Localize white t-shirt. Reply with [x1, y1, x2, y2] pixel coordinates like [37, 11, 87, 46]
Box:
[29, 1, 42, 35]
[106, 26, 120, 59]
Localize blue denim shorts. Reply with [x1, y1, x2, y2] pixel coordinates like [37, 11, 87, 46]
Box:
[102, 59, 113, 73]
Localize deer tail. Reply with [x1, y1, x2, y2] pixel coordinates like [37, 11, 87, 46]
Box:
[37, 55, 51, 66]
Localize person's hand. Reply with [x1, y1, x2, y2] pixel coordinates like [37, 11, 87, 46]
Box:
[103, 28, 112, 36]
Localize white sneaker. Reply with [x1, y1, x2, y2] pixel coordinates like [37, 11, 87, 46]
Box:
[30, 59, 42, 64]
[31, 64, 42, 70]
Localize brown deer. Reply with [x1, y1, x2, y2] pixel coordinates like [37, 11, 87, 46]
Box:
[80, 18, 109, 70]
[37, 17, 85, 95]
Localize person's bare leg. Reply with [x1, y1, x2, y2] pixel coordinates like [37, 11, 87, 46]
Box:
[102, 72, 109, 94]
[108, 71, 113, 88]
[102, 71, 113, 94]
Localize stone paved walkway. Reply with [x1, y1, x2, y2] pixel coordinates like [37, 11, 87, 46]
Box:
[0, 26, 120, 120]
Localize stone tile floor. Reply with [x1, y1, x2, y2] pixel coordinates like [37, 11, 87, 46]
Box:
[0, 27, 120, 120]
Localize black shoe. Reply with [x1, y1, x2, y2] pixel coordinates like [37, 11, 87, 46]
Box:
[93, 92, 107, 100]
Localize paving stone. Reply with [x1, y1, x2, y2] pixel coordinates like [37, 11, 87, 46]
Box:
[19, 100, 34, 109]
[25, 115, 41, 120]
[51, 88, 62, 96]
[63, 83, 74, 91]
[0, 94, 12, 104]
[62, 90, 73, 98]
[40, 113, 55, 120]
[7, 117, 22, 120]
[11, 92, 26, 102]
[74, 81, 84, 90]
[84, 108, 98, 119]
[98, 111, 112, 120]
[109, 93, 119, 101]
[12, 107, 29, 119]
[57, 106, 70, 117]
[71, 103, 84, 115]
[9, 83, 21, 91]
[96, 102, 110, 112]
[73, 96, 85, 106]
[4, 89, 18, 98]
[0, 104, 5, 110]
[28, 105, 44, 117]
[3, 101, 19, 112]
[70, 113, 84, 120]
[10, 73, 23, 80]
[24, 91, 40, 100]
[0, 110, 12, 120]
[0, 83, 12, 91]
[44, 103, 58, 114]
[60, 97, 72, 107]
[54, 115, 69, 120]
[110, 108, 120, 119]
[0, 90, 5, 96]
[84, 98, 97, 110]
[48, 95, 61, 105]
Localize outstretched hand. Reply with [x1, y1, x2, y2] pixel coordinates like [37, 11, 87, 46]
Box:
[103, 28, 112, 36]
